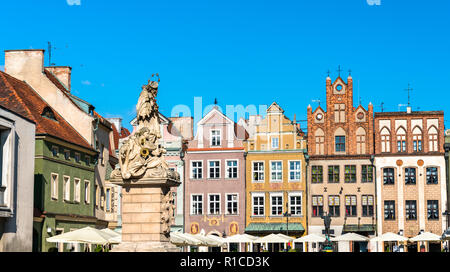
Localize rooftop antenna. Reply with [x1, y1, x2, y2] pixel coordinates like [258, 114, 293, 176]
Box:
[326, 69, 331, 77]
[405, 83, 413, 107]
[377, 102, 384, 112]
[214, 98, 218, 105]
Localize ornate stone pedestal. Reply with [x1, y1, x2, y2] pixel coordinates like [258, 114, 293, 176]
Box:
[110, 177, 181, 252]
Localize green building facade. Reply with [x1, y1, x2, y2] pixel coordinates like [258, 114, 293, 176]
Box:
[33, 136, 97, 252]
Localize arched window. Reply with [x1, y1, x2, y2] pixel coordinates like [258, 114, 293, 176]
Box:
[380, 127, 390, 153]
[428, 126, 438, 152]
[396, 127, 407, 152]
[412, 126, 423, 152]
[356, 127, 366, 154]
[315, 128, 325, 155]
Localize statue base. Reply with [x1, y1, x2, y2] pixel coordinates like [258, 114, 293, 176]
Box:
[110, 177, 181, 252]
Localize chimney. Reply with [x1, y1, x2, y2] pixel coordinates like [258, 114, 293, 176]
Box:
[4, 49, 45, 80]
[407, 106, 412, 114]
[46, 66, 72, 92]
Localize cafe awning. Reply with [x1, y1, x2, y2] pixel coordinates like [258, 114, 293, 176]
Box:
[410, 232, 442, 242]
[245, 223, 305, 234]
[343, 224, 376, 233]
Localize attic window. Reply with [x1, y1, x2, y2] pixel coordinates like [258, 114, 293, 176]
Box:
[42, 107, 57, 121]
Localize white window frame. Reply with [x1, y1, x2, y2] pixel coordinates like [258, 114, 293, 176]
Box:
[210, 129, 221, 147]
[288, 160, 301, 182]
[270, 192, 284, 217]
[225, 193, 239, 215]
[208, 160, 221, 179]
[191, 194, 204, 215]
[51, 173, 59, 200]
[225, 159, 239, 179]
[208, 193, 221, 215]
[252, 161, 265, 183]
[271, 137, 279, 149]
[74, 178, 81, 203]
[251, 192, 265, 217]
[63, 176, 71, 202]
[288, 192, 303, 216]
[191, 160, 203, 179]
[84, 180, 90, 204]
[270, 160, 283, 182]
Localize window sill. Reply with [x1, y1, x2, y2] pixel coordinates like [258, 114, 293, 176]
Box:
[252, 180, 265, 183]
[269, 180, 283, 183]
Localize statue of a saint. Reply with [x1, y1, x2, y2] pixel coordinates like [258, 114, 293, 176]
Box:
[110, 78, 179, 181]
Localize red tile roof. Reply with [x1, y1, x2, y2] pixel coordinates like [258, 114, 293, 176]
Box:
[120, 127, 131, 138]
[0, 71, 93, 150]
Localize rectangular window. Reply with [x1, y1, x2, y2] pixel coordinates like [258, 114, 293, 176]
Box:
[362, 195, 374, 217]
[211, 130, 221, 146]
[84, 180, 90, 204]
[64, 150, 70, 160]
[208, 161, 220, 179]
[63, 176, 71, 201]
[252, 194, 265, 216]
[226, 160, 238, 179]
[85, 155, 90, 166]
[270, 161, 282, 182]
[345, 195, 357, 217]
[405, 168, 416, 185]
[270, 194, 283, 216]
[226, 194, 238, 215]
[271, 138, 279, 149]
[328, 195, 340, 217]
[311, 166, 323, 183]
[381, 135, 390, 153]
[51, 173, 58, 200]
[427, 200, 439, 220]
[361, 165, 373, 183]
[52, 146, 59, 157]
[426, 167, 438, 184]
[252, 162, 264, 182]
[191, 195, 203, 215]
[106, 188, 111, 212]
[405, 200, 417, 220]
[289, 161, 301, 181]
[209, 194, 220, 215]
[383, 168, 395, 185]
[74, 153, 80, 163]
[397, 136, 406, 152]
[335, 136, 345, 152]
[413, 135, 422, 152]
[344, 165, 356, 183]
[312, 195, 324, 217]
[74, 178, 81, 203]
[384, 200, 395, 220]
[191, 161, 203, 179]
[289, 194, 302, 216]
[328, 165, 340, 183]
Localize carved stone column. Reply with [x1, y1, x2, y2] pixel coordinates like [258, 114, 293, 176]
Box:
[110, 177, 181, 252]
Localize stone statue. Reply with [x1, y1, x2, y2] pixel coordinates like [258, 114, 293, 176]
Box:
[110, 78, 180, 181]
[161, 189, 175, 237]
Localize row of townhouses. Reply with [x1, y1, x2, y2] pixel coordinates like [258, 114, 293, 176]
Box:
[0, 49, 449, 252]
[0, 49, 127, 252]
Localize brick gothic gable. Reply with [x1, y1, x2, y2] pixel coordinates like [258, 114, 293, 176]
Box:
[307, 76, 374, 158]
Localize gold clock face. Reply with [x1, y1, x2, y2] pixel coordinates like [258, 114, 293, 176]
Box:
[316, 113, 323, 120]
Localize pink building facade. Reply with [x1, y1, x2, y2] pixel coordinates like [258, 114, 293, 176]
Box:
[184, 107, 247, 241]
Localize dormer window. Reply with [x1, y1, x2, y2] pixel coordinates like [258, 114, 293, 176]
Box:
[211, 130, 221, 147]
[41, 106, 57, 121]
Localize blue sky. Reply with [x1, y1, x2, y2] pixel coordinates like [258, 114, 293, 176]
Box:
[1, 0, 449, 132]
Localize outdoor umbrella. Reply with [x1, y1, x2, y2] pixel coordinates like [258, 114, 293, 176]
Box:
[225, 234, 258, 243]
[46, 226, 117, 245]
[100, 228, 121, 244]
[255, 233, 292, 243]
[442, 228, 450, 241]
[331, 232, 369, 242]
[293, 233, 326, 243]
[370, 232, 409, 242]
[276, 233, 295, 241]
[170, 232, 202, 246]
[410, 232, 442, 242]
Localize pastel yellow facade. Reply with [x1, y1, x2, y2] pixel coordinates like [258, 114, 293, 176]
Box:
[244, 103, 308, 239]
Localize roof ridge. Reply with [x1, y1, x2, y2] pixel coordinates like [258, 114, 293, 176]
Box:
[0, 71, 35, 121]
